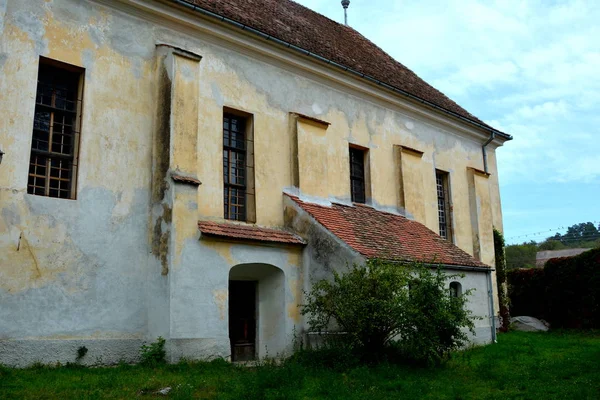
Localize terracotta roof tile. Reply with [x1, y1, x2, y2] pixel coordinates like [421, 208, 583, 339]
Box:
[177, 0, 491, 128]
[287, 195, 488, 268]
[198, 220, 306, 245]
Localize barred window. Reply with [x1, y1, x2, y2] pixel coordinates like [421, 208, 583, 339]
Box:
[349, 147, 366, 204]
[223, 112, 255, 222]
[449, 281, 462, 298]
[28, 59, 83, 199]
[436, 170, 452, 241]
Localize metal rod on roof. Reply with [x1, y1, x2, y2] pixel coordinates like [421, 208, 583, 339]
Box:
[341, 0, 350, 26]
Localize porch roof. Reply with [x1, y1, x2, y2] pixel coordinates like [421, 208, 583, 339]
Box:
[198, 220, 306, 245]
[286, 194, 488, 268]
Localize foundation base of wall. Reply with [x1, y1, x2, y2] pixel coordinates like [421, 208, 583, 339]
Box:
[0, 337, 236, 367]
[0, 339, 145, 368]
[469, 326, 494, 346]
[167, 337, 230, 363]
[0, 328, 493, 368]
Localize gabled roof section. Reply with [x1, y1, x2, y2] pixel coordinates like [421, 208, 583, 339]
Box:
[174, 0, 510, 139]
[198, 220, 306, 245]
[286, 195, 488, 268]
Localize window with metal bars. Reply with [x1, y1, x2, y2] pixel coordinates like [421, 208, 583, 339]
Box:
[223, 112, 255, 222]
[28, 59, 83, 199]
[349, 147, 366, 203]
[449, 281, 462, 298]
[436, 170, 452, 241]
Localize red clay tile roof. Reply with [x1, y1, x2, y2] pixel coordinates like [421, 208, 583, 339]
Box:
[177, 0, 490, 128]
[198, 220, 306, 245]
[287, 195, 488, 268]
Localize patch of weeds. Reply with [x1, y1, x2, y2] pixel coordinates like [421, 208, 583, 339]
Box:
[140, 336, 166, 366]
[76, 346, 88, 360]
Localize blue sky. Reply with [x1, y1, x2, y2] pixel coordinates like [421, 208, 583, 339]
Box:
[295, 0, 600, 244]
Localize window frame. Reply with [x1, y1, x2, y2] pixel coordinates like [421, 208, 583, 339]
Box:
[435, 169, 453, 241]
[27, 57, 84, 200]
[223, 110, 255, 222]
[349, 146, 367, 204]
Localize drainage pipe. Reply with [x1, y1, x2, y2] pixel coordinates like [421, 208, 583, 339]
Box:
[171, 0, 512, 141]
[486, 270, 497, 343]
[482, 131, 496, 174]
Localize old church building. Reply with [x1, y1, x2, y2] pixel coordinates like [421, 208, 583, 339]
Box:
[0, 0, 511, 366]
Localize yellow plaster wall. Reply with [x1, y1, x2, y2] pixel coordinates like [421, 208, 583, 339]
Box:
[171, 55, 200, 175]
[0, 3, 156, 294]
[399, 151, 426, 222]
[297, 119, 329, 199]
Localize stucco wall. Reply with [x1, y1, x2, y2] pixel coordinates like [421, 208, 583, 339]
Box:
[0, 0, 156, 366]
[0, 0, 505, 365]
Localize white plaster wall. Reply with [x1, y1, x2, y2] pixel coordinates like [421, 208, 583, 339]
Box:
[166, 240, 303, 362]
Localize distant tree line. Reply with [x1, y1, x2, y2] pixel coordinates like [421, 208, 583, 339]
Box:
[506, 221, 600, 269]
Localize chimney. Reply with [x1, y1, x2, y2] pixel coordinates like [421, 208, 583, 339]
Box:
[341, 0, 350, 26]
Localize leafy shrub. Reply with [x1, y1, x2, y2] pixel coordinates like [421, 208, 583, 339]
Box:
[494, 228, 511, 331]
[302, 259, 412, 356]
[544, 248, 599, 328]
[507, 268, 546, 318]
[507, 247, 600, 328]
[396, 265, 476, 365]
[290, 343, 361, 371]
[76, 346, 88, 360]
[302, 259, 476, 365]
[140, 336, 166, 366]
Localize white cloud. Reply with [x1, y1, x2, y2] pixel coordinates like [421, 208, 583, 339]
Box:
[510, 100, 571, 121]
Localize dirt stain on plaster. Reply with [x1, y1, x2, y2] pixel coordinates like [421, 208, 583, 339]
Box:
[210, 242, 237, 266]
[213, 288, 228, 320]
[287, 249, 302, 268]
[287, 277, 302, 323]
[19, 233, 42, 279]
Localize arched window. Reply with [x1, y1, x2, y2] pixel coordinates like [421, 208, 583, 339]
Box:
[449, 281, 462, 298]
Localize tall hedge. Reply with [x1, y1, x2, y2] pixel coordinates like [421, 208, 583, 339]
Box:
[507, 268, 546, 318]
[507, 247, 600, 328]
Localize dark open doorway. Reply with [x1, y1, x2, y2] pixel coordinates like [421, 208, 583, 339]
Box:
[229, 280, 257, 361]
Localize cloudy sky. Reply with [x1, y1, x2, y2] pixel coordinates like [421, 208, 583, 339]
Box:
[296, 0, 600, 244]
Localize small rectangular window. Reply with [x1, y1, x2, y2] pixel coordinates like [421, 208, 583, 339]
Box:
[436, 170, 452, 241]
[349, 147, 366, 204]
[223, 111, 255, 222]
[28, 59, 83, 199]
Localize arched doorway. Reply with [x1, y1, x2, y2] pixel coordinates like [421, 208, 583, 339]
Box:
[229, 263, 285, 361]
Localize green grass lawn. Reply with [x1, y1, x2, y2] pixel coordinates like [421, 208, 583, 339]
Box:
[1, 331, 598, 399]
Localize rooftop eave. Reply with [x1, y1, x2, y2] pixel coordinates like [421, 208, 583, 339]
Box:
[106, 0, 512, 142]
[167, 0, 513, 142]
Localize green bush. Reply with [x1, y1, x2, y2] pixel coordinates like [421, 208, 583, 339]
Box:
[397, 265, 476, 365]
[494, 228, 511, 331]
[139, 336, 166, 366]
[544, 248, 600, 328]
[507, 247, 600, 328]
[507, 268, 546, 318]
[302, 259, 476, 365]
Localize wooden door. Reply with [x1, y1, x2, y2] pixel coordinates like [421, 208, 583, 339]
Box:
[229, 281, 257, 361]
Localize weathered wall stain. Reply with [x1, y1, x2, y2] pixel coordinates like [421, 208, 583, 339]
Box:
[213, 288, 228, 321]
